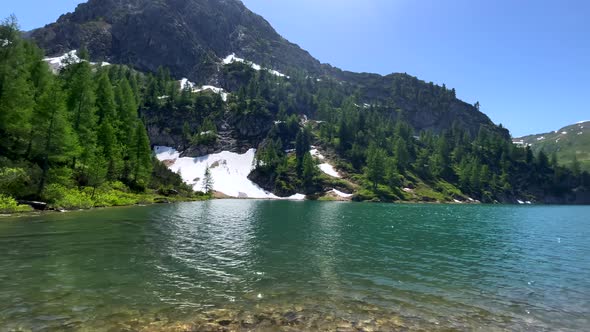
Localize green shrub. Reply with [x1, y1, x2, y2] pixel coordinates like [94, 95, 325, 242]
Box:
[43, 184, 94, 210]
[414, 185, 446, 202]
[353, 189, 377, 201]
[86, 184, 138, 207]
[0, 194, 33, 213]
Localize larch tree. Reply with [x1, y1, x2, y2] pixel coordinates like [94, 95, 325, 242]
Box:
[203, 166, 214, 194]
[67, 61, 97, 170]
[95, 71, 116, 124]
[128, 120, 153, 187]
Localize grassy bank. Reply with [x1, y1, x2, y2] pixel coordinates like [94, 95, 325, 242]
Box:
[1, 182, 209, 214]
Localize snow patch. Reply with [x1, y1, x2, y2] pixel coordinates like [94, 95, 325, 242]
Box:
[319, 163, 341, 178]
[536, 136, 545, 141]
[310, 148, 325, 160]
[561, 131, 568, 135]
[195, 85, 229, 102]
[222, 53, 288, 78]
[283, 194, 306, 200]
[576, 120, 589, 124]
[155, 146, 271, 198]
[330, 189, 353, 198]
[179, 78, 229, 101]
[310, 147, 341, 178]
[154, 146, 304, 200]
[44, 50, 80, 72]
[180, 78, 195, 90]
[517, 200, 525, 205]
[43, 50, 111, 73]
[578, 132, 583, 135]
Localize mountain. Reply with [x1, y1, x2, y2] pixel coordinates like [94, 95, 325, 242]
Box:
[30, 0, 322, 81]
[515, 121, 590, 171]
[9, 0, 587, 204]
[29, 0, 506, 138]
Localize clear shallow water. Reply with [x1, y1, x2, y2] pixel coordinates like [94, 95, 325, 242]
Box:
[0, 201, 589, 331]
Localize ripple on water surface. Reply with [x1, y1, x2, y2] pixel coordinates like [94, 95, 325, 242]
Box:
[0, 201, 589, 331]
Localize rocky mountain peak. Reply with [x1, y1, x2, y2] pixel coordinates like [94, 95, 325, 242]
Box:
[31, 0, 321, 80]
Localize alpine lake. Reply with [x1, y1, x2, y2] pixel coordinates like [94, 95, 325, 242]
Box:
[1, 201, 589, 331]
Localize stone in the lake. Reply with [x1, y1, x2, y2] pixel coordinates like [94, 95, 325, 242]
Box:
[154, 197, 170, 204]
[240, 315, 256, 328]
[218, 319, 232, 326]
[282, 311, 300, 324]
[17, 200, 47, 210]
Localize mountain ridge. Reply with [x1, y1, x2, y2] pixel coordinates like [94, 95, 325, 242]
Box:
[515, 120, 590, 171]
[28, 0, 506, 138]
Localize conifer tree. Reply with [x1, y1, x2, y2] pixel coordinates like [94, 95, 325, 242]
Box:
[67, 61, 97, 169]
[366, 145, 386, 190]
[128, 120, 153, 187]
[302, 152, 315, 191]
[203, 166, 214, 194]
[97, 120, 122, 180]
[115, 77, 138, 143]
[0, 19, 34, 156]
[95, 71, 116, 124]
[34, 82, 78, 194]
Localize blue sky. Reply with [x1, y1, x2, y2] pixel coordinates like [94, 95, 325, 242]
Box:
[2, 0, 589, 137]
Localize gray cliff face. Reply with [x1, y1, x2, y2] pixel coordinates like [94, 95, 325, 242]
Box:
[31, 0, 321, 81]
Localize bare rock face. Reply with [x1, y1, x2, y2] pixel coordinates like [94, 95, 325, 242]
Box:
[30, 0, 322, 82]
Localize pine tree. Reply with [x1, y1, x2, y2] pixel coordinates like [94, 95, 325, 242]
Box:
[128, 120, 152, 188]
[115, 77, 138, 143]
[66, 61, 97, 169]
[386, 159, 401, 189]
[87, 149, 108, 199]
[295, 128, 311, 175]
[34, 82, 79, 194]
[366, 145, 386, 190]
[0, 20, 34, 157]
[394, 138, 410, 171]
[302, 152, 315, 191]
[97, 121, 122, 180]
[95, 71, 116, 124]
[203, 165, 214, 194]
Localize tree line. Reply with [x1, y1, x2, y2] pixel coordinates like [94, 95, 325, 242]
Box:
[0, 17, 191, 208]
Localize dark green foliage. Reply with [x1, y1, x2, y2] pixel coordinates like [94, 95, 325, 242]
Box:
[128, 120, 153, 188]
[0, 18, 193, 207]
[366, 145, 386, 190]
[302, 152, 316, 192]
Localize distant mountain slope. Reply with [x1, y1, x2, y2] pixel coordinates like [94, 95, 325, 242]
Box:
[29, 0, 507, 138]
[515, 121, 590, 171]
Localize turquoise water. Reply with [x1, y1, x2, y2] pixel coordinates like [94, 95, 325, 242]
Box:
[0, 201, 589, 331]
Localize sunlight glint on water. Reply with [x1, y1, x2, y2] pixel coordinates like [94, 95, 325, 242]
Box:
[0, 201, 589, 331]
